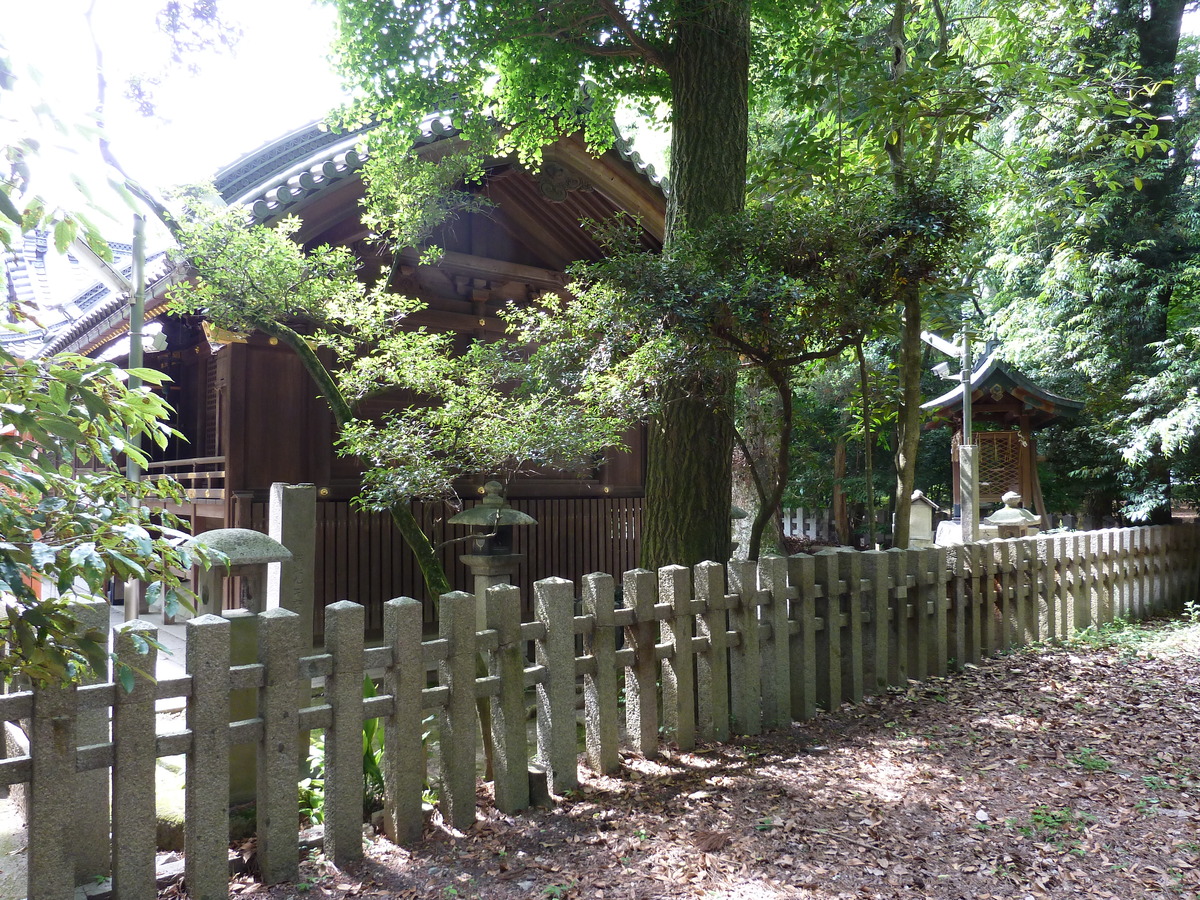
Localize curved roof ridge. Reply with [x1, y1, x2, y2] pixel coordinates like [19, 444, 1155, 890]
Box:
[922, 344, 1084, 418]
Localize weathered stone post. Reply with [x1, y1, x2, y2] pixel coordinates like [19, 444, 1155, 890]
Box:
[74, 597, 110, 883]
[256, 608, 303, 883]
[623, 569, 659, 754]
[582, 573, 620, 773]
[324, 600, 366, 865]
[812, 551, 842, 710]
[488, 584, 531, 810]
[267, 483, 316, 647]
[757, 555, 792, 728]
[728, 559, 763, 731]
[660, 565, 696, 749]
[535, 577, 578, 793]
[382, 597, 427, 843]
[859, 551, 892, 690]
[439, 591, 478, 828]
[186, 528, 292, 804]
[112, 620, 159, 900]
[694, 561, 731, 739]
[787, 554, 818, 720]
[185, 614, 231, 900]
[26, 681, 77, 900]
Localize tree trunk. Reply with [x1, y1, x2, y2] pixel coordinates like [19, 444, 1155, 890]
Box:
[857, 343, 878, 550]
[832, 439, 848, 545]
[641, 0, 750, 570]
[892, 285, 923, 548]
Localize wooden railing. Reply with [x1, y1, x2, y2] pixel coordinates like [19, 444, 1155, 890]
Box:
[145, 455, 226, 499]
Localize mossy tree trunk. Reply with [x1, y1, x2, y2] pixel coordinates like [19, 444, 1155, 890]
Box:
[641, 0, 749, 570]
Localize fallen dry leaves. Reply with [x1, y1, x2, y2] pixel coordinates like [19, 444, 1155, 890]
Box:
[251, 618, 1200, 900]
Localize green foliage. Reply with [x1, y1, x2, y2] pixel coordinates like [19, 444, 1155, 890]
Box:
[0, 50, 117, 257]
[171, 195, 625, 517]
[327, 0, 666, 166]
[0, 329, 220, 686]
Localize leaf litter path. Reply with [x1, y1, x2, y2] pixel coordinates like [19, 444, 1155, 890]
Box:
[259, 620, 1200, 900]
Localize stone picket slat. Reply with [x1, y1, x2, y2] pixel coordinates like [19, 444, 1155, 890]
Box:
[812, 551, 842, 710]
[964, 543, 984, 663]
[659, 566, 696, 750]
[927, 548, 950, 677]
[1074, 532, 1091, 631]
[886, 548, 909, 686]
[1046, 535, 1065, 640]
[534, 577, 580, 790]
[26, 680, 77, 900]
[324, 600, 366, 863]
[1099, 530, 1115, 623]
[439, 591, 478, 828]
[1120, 529, 1134, 619]
[1183, 526, 1199, 610]
[112, 620, 159, 900]
[257, 608, 303, 883]
[535, 577, 579, 793]
[185, 615, 232, 900]
[1085, 531, 1103, 627]
[978, 541, 997, 657]
[996, 541, 1017, 652]
[488, 585, 530, 811]
[1111, 529, 1125, 619]
[383, 597, 427, 842]
[1138, 528, 1151, 617]
[1035, 538, 1054, 642]
[946, 547, 966, 670]
[693, 561, 731, 741]
[757, 555, 792, 728]
[1014, 540, 1036, 646]
[905, 550, 928, 681]
[859, 551, 891, 690]
[728, 559, 763, 734]
[1134, 528, 1147, 616]
[74, 598, 110, 884]
[786, 554, 818, 721]
[1150, 528, 1166, 615]
[836, 551, 865, 703]
[582, 573, 620, 774]
[623, 569, 659, 756]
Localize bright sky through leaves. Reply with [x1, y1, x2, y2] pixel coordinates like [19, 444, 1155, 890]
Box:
[6, 0, 349, 195]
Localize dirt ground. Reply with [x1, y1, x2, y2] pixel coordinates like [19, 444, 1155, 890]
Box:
[243, 617, 1200, 900]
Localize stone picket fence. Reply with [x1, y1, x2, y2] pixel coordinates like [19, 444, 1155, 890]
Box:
[3, 524, 1199, 900]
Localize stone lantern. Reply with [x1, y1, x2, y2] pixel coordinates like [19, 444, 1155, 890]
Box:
[983, 491, 1040, 539]
[449, 481, 537, 625]
[187, 527, 293, 615]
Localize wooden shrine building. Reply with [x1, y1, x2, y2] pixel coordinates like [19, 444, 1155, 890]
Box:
[921, 343, 1083, 527]
[37, 120, 666, 639]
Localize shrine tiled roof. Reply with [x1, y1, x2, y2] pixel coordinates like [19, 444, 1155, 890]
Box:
[922, 345, 1084, 427]
[21, 113, 664, 358]
[215, 117, 665, 226]
[2, 232, 173, 358]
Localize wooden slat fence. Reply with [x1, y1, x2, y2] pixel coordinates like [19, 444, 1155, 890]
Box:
[247, 496, 643, 638]
[4, 524, 1199, 899]
[781, 507, 836, 542]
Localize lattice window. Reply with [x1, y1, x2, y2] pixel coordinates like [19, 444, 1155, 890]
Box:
[976, 431, 1023, 501]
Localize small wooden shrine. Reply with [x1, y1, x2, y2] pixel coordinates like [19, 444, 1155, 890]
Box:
[921, 343, 1083, 526]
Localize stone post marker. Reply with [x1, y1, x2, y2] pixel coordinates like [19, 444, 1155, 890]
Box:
[186, 527, 292, 804]
[267, 482, 316, 646]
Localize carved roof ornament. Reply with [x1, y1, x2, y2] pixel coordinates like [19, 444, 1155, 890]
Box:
[535, 164, 592, 202]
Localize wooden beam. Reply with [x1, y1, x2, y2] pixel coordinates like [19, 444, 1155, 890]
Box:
[394, 249, 568, 290]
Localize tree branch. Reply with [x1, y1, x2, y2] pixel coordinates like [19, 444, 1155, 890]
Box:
[592, 0, 671, 71]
